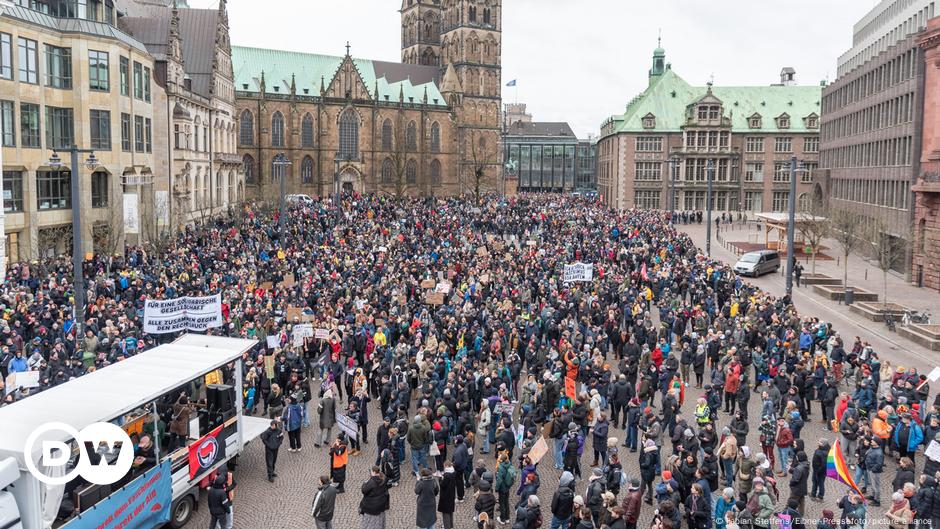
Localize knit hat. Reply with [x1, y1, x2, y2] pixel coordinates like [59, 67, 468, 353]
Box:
[592, 468, 604, 478]
[569, 422, 578, 431]
[661, 470, 672, 480]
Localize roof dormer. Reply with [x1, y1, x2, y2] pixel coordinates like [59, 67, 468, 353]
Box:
[748, 113, 762, 129]
[776, 113, 791, 129]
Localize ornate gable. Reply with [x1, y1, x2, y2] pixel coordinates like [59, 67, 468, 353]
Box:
[325, 56, 372, 101]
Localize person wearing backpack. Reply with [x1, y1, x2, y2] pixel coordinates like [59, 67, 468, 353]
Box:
[605, 451, 624, 498]
[550, 471, 576, 529]
[563, 423, 584, 478]
[496, 452, 516, 524]
[585, 468, 607, 527]
[747, 478, 774, 529]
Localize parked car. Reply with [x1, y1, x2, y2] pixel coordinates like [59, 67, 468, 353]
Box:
[733, 250, 780, 277]
[285, 194, 315, 205]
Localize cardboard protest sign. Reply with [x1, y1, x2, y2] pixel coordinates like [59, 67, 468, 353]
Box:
[421, 279, 436, 289]
[314, 328, 330, 340]
[425, 292, 445, 305]
[263, 355, 275, 379]
[260, 282, 273, 290]
[286, 306, 303, 321]
[528, 436, 549, 464]
[293, 324, 314, 347]
[476, 247, 489, 257]
[279, 273, 295, 288]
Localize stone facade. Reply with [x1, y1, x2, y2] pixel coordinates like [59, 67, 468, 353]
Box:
[597, 45, 819, 212]
[121, 0, 244, 228]
[0, 2, 158, 262]
[913, 16, 940, 291]
[818, 34, 924, 245]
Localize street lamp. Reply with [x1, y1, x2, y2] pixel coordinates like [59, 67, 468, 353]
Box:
[705, 158, 715, 256]
[667, 154, 680, 227]
[271, 153, 292, 235]
[785, 156, 807, 297]
[49, 147, 99, 338]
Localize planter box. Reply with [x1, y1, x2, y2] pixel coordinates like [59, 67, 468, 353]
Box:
[898, 324, 940, 351]
[812, 285, 879, 302]
[849, 302, 909, 322]
[801, 274, 843, 286]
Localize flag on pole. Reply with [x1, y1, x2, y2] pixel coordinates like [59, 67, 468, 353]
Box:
[827, 439, 865, 500]
[506, 79, 517, 87]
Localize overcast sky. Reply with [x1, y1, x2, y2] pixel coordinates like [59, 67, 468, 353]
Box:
[191, 0, 876, 137]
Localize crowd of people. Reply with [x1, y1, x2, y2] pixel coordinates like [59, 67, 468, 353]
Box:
[1, 193, 938, 529]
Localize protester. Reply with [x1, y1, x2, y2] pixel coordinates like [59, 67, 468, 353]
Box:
[312, 475, 338, 529]
[260, 419, 283, 482]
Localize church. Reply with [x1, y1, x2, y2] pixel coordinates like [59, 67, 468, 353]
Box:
[234, 0, 503, 199]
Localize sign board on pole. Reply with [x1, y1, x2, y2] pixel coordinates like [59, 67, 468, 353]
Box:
[143, 294, 223, 334]
[337, 413, 358, 441]
[293, 324, 314, 347]
[421, 279, 436, 289]
[563, 263, 594, 283]
[266, 336, 280, 349]
[927, 366, 940, 383]
[314, 328, 330, 340]
[425, 292, 445, 305]
[476, 247, 489, 257]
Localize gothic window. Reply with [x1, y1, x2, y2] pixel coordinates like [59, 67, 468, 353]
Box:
[301, 113, 314, 147]
[239, 109, 253, 146]
[301, 156, 313, 183]
[483, 7, 491, 24]
[469, 5, 476, 22]
[339, 108, 359, 157]
[382, 158, 393, 184]
[430, 122, 440, 153]
[406, 121, 417, 151]
[271, 153, 287, 181]
[430, 159, 441, 185]
[406, 159, 417, 184]
[243, 154, 255, 183]
[382, 119, 393, 150]
[271, 111, 284, 147]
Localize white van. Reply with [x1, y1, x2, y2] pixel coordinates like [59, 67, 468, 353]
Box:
[734, 250, 781, 277]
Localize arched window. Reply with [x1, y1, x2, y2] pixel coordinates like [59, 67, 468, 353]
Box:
[382, 158, 394, 184]
[271, 111, 284, 147]
[483, 7, 491, 24]
[301, 156, 314, 183]
[239, 110, 253, 146]
[215, 171, 223, 206]
[339, 108, 358, 157]
[430, 159, 441, 185]
[382, 119, 393, 150]
[301, 113, 315, 148]
[406, 121, 417, 151]
[243, 154, 255, 183]
[430, 122, 440, 153]
[406, 159, 417, 184]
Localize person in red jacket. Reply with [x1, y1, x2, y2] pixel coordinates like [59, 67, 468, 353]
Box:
[775, 417, 794, 476]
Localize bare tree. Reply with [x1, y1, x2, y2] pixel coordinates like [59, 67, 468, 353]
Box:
[384, 116, 416, 201]
[37, 225, 72, 262]
[862, 218, 909, 311]
[92, 205, 124, 274]
[829, 208, 862, 290]
[467, 130, 497, 205]
[798, 197, 830, 276]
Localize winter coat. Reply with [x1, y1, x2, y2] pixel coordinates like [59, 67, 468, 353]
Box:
[551, 485, 575, 519]
[359, 475, 391, 515]
[438, 469, 458, 514]
[318, 396, 337, 429]
[312, 484, 338, 522]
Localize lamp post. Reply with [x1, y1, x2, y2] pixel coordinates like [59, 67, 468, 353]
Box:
[784, 155, 805, 297]
[271, 153, 291, 235]
[705, 158, 715, 256]
[49, 147, 99, 337]
[667, 154, 680, 227]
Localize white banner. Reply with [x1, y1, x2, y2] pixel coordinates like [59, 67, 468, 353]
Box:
[123, 193, 140, 234]
[143, 294, 223, 334]
[336, 413, 358, 441]
[563, 262, 594, 283]
[293, 324, 314, 347]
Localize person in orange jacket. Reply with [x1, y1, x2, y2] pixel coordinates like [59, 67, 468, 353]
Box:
[871, 409, 892, 450]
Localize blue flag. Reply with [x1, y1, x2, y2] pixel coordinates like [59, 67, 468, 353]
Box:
[505, 79, 517, 87]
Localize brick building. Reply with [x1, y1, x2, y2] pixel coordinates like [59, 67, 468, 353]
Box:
[913, 16, 940, 291]
[596, 44, 820, 212]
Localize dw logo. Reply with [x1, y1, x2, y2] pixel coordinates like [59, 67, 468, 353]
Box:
[24, 422, 135, 486]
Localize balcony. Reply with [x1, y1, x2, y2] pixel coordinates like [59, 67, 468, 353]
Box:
[674, 145, 735, 156]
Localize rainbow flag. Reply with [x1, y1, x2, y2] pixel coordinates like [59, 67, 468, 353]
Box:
[827, 439, 865, 499]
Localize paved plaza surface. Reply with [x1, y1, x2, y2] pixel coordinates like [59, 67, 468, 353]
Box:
[187, 219, 940, 529]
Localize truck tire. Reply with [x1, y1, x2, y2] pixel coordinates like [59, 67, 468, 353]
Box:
[170, 494, 195, 528]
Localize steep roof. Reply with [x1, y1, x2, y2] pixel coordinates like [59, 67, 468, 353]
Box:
[4, 4, 149, 54]
[612, 68, 822, 134]
[231, 46, 448, 107]
[507, 121, 576, 137]
[121, 6, 220, 98]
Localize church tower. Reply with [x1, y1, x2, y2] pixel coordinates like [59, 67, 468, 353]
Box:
[401, 0, 442, 66]
[439, 0, 502, 191]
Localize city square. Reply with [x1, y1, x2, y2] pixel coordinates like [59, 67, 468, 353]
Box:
[1, 2, 940, 529]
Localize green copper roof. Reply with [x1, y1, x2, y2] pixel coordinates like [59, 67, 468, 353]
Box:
[611, 68, 821, 134]
[232, 45, 447, 107]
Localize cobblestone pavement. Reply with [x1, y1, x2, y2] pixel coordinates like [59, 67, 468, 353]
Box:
[186, 221, 934, 529]
[189, 377, 904, 529]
